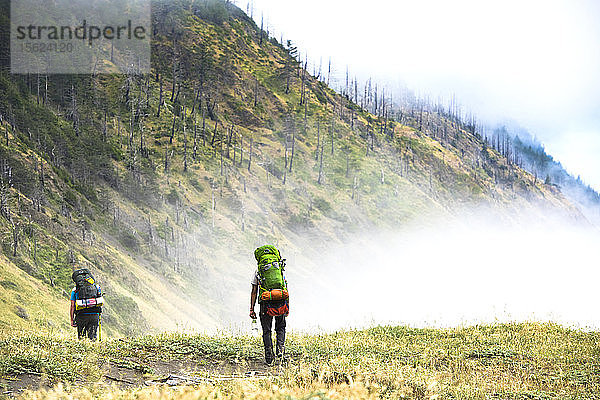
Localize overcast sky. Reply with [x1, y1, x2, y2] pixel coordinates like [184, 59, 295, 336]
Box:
[239, 0, 600, 189]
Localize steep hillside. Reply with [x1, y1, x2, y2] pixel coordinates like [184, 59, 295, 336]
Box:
[0, 0, 585, 335]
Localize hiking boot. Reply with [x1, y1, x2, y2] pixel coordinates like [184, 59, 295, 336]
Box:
[276, 347, 285, 359]
[265, 347, 275, 366]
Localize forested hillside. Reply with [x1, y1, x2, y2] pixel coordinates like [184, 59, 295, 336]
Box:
[0, 0, 585, 335]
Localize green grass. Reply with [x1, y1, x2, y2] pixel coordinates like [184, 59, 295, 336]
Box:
[2, 322, 600, 399]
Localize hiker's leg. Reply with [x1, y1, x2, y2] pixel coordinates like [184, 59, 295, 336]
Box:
[275, 315, 286, 357]
[77, 324, 85, 339]
[75, 315, 85, 339]
[259, 307, 274, 363]
[87, 314, 99, 341]
[80, 315, 91, 339]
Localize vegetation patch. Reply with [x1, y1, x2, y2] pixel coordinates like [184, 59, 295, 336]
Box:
[1, 322, 599, 399]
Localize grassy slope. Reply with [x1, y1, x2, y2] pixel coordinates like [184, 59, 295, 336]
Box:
[0, 255, 67, 331]
[1, 322, 599, 399]
[0, 0, 585, 336]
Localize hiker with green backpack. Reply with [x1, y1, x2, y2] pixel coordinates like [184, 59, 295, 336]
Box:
[250, 245, 289, 365]
[70, 268, 104, 341]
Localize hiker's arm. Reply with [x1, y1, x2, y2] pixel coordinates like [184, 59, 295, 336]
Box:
[70, 300, 76, 327]
[250, 284, 258, 319]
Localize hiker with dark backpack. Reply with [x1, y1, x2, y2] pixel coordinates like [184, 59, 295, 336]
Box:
[70, 268, 104, 341]
[250, 245, 289, 365]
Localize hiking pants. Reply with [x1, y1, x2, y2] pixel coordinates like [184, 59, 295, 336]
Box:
[259, 304, 286, 361]
[75, 313, 100, 341]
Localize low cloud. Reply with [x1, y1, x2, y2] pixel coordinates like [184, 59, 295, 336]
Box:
[286, 207, 600, 332]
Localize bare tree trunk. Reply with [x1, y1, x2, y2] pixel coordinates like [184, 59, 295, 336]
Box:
[289, 118, 295, 173]
[191, 83, 201, 115]
[164, 218, 169, 257]
[345, 151, 349, 178]
[70, 84, 80, 136]
[300, 58, 307, 105]
[139, 120, 145, 156]
[211, 119, 218, 147]
[183, 107, 188, 172]
[170, 39, 177, 102]
[220, 140, 224, 175]
[211, 184, 216, 228]
[147, 216, 154, 247]
[315, 119, 320, 160]
[103, 109, 108, 141]
[0, 178, 10, 221]
[259, 13, 264, 45]
[283, 125, 288, 185]
[170, 113, 176, 144]
[164, 144, 169, 173]
[201, 98, 207, 146]
[39, 157, 45, 190]
[254, 76, 259, 107]
[44, 74, 48, 105]
[241, 202, 246, 232]
[11, 221, 18, 257]
[318, 141, 324, 184]
[239, 134, 244, 167]
[371, 123, 375, 151]
[330, 115, 334, 155]
[345, 66, 349, 97]
[232, 131, 237, 165]
[248, 138, 253, 172]
[193, 105, 198, 160]
[226, 124, 233, 159]
[304, 94, 308, 133]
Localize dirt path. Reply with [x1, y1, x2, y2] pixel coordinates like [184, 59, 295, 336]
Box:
[102, 355, 275, 388]
[1, 355, 280, 397]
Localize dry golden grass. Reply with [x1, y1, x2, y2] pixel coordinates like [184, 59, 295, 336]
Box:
[19, 382, 377, 400]
[2, 322, 600, 399]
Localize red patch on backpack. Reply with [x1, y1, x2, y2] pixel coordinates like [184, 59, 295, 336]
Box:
[265, 301, 289, 317]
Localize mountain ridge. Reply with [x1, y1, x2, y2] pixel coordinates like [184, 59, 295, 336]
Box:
[0, 0, 591, 335]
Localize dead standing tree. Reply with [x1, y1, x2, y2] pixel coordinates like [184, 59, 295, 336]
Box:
[317, 137, 325, 185]
[67, 84, 80, 136]
[299, 57, 308, 106]
[315, 119, 320, 161]
[248, 137, 253, 172]
[283, 123, 288, 185]
[283, 41, 298, 94]
[182, 106, 188, 172]
[288, 115, 296, 173]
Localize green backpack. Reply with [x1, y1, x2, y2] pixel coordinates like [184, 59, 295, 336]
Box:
[254, 245, 287, 300]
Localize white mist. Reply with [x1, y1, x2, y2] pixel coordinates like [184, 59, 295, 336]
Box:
[286, 209, 600, 332]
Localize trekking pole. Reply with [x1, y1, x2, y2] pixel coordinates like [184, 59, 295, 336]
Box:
[98, 315, 102, 342]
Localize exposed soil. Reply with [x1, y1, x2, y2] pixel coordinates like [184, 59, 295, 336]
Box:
[102, 355, 271, 387]
[1, 374, 43, 397]
[1, 354, 282, 397]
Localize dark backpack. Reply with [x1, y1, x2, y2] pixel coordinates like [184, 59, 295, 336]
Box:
[71, 268, 103, 313]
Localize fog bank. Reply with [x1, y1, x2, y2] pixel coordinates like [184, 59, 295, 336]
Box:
[285, 209, 600, 332]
